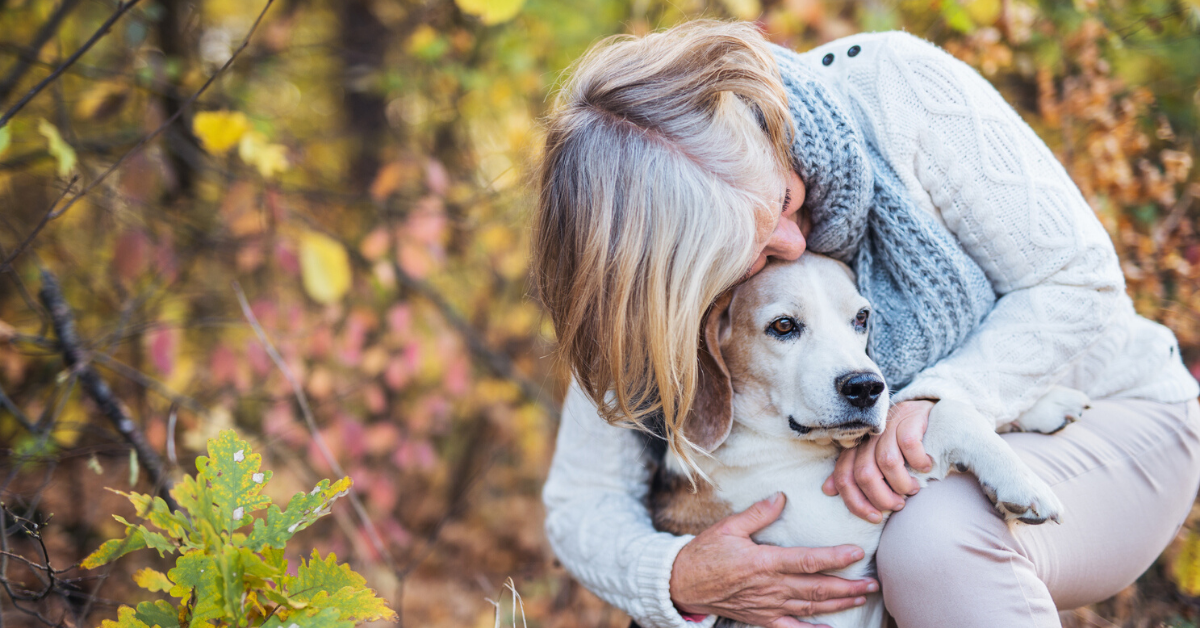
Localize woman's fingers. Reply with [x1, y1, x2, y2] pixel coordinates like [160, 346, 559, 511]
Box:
[720, 492, 787, 537]
[826, 447, 882, 522]
[769, 544, 865, 575]
[894, 403, 934, 472]
[852, 437, 906, 514]
[780, 592, 869, 618]
[875, 425, 919, 497]
[778, 572, 877, 601]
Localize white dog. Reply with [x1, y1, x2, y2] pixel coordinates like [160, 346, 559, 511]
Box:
[648, 254, 1088, 628]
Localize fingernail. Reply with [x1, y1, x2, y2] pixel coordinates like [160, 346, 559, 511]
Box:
[893, 501, 904, 511]
[867, 512, 881, 523]
[867, 582, 879, 593]
[851, 549, 865, 561]
[907, 488, 919, 496]
[854, 597, 867, 606]
[768, 491, 782, 505]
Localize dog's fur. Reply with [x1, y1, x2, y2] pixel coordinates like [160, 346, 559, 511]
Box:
[648, 254, 1087, 628]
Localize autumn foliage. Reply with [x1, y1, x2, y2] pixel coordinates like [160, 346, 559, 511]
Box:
[0, 0, 1197, 627]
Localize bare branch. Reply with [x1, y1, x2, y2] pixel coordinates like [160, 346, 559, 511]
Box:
[37, 269, 178, 511]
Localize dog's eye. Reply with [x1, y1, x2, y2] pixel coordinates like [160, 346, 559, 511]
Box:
[767, 317, 800, 338]
[854, 308, 870, 331]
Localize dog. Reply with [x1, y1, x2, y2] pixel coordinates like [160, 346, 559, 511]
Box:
[646, 253, 1088, 628]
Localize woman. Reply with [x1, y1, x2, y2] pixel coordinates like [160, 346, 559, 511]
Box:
[536, 21, 1200, 628]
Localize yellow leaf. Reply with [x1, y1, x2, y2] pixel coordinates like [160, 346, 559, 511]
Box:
[0, 125, 9, 158]
[406, 24, 440, 56]
[963, 0, 1001, 25]
[51, 390, 86, 448]
[455, 0, 524, 25]
[300, 230, 352, 305]
[720, 0, 761, 20]
[132, 567, 173, 593]
[38, 119, 76, 178]
[238, 130, 289, 178]
[1174, 529, 1200, 596]
[192, 111, 248, 154]
[75, 81, 128, 120]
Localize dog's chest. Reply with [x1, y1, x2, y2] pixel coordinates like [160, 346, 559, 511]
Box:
[705, 434, 885, 581]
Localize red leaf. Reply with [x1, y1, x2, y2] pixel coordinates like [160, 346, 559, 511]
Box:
[209, 344, 238, 386]
[426, 159, 449, 196]
[147, 328, 177, 375]
[444, 355, 469, 396]
[114, 229, 149, 282]
[384, 355, 410, 391]
[340, 415, 366, 458]
[387, 304, 412, 339]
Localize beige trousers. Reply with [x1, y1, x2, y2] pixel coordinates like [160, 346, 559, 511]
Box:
[878, 398, 1200, 627]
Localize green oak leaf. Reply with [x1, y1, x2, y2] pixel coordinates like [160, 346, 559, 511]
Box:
[167, 550, 224, 627]
[81, 528, 148, 569]
[289, 550, 396, 623]
[245, 477, 351, 551]
[101, 606, 151, 628]
[261, 607, 354, 628]
[196, 430, 273, 533]
[120, 491, 192, 541]
[112, 517, 176, 556]
[133, 600, 180, 628]
[215, 545, 245, 624]
[133, 567, 173, 592]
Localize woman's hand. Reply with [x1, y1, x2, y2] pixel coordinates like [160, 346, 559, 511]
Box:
[821, 400, 936, 522]
[670, 493, 878, 628]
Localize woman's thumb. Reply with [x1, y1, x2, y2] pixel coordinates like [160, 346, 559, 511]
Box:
[724, 492, 786, 537]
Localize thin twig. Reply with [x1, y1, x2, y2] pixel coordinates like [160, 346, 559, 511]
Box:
[90, 353, 208, 415]
[0, 383, 34, 432]
[232, 281, 399, 571]
[0, 0, 142, 127]
[0, 0, 85, 107]
[0, 177, 77, 272]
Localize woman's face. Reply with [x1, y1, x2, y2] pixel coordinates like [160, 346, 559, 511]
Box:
[745, 169, 807, 279]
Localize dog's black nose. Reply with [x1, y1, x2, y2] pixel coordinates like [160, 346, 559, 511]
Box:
[838, 372, 885, 408]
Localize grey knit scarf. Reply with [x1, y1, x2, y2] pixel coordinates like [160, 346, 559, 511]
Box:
[770, 44, 996, 389]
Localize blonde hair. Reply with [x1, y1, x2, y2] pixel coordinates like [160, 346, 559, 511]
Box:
[533, 20, 794, 473]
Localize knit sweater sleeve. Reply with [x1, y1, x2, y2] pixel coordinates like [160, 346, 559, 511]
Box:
[848, 32, 1125, 425]
[542, 382, 713, 628]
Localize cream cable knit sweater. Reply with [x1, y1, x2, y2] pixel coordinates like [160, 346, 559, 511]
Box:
[541, 31, 1199, 628]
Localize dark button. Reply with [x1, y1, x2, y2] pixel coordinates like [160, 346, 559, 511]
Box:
[848, 44, 861, 57]
[822, 53, 834, 66]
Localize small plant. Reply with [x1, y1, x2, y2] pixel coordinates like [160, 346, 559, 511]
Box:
[82, 430, 395, 628]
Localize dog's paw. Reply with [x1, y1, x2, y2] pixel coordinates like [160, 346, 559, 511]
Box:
[1011, 386, 1090, 435]
[980, 469, 1063, 525]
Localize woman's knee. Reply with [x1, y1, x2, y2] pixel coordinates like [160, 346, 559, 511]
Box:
[876, 473, 1013, 585]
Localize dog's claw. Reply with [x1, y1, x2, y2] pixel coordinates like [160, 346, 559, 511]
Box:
[979, 470, 1063, 525]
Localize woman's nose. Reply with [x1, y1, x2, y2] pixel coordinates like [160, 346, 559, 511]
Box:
[763, 215, 806, 261]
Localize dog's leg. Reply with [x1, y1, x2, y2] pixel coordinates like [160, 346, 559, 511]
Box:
[919, 399, 1064, 524]
[1008, 385, 1089, 434]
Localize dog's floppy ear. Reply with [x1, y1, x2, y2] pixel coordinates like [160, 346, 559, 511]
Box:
[684, 290, 735, 453]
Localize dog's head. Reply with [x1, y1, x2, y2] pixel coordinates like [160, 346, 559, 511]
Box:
[685, 254, 889, 451]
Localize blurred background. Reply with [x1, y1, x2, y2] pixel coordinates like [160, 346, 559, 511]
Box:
[0, 0, 1197, 626]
